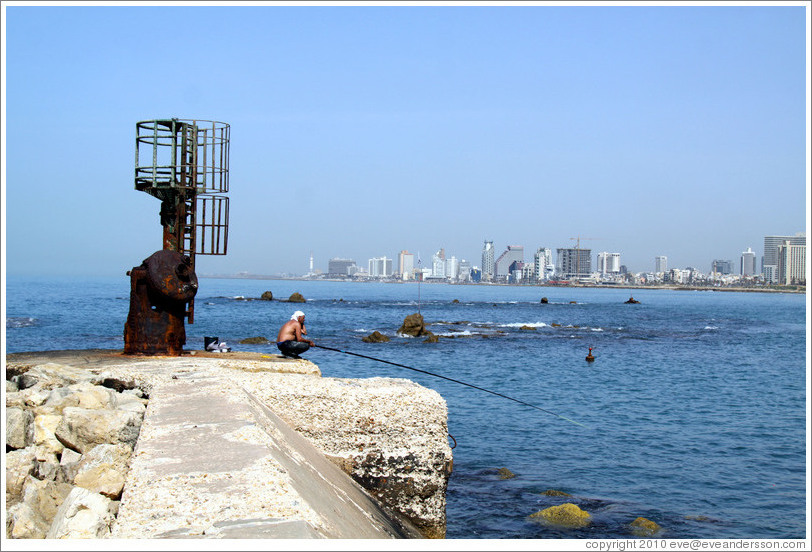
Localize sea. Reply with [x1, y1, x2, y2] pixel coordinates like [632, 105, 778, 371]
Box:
[4, 275, 808, 540]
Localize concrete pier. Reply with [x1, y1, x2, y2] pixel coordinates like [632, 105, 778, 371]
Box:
[5, 350, 452, 539]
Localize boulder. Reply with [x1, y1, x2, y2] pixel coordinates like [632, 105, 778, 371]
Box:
[113, 393, 147, 415]
[260, 291, 273, 300]
[21, 476, 74, 524]
[55, 407, 142, 454]
[6, 390, 26, 408]
[6, 502, 49, 539]
[362, 331, 390, 343]
[398, 313, 427, 337]
[423, 332, 439, 343]
[540, 297, 549, 304]
[59, 448, 83, 484]
[6, 407, 34, 450]
[497, 467, 516, 480]
[46, 487, 115, 539]
[240, 336, 270, 344]
[33, 447, 61, 481]
[73, 444, 132, 499]
[34, 414, 64, 454]
[19, 363, 95, 390]
[529, 503, 591, 528]
[7, 379, 20, 392]
[630, 516, 662, 536]
[542, 489, 572, 497]
[6, 448, 38, 504]
[287, 292, 306, 303]
[13, 373, 40, 390]
[451, 299, 460, 304]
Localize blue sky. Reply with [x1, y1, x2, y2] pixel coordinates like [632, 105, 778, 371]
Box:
[3, 2, 809, 277]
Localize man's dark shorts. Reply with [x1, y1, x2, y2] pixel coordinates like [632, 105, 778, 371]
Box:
[277, 340, 310, 358]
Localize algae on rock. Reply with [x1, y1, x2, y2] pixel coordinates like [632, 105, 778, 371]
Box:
[529, 503, 591, 528]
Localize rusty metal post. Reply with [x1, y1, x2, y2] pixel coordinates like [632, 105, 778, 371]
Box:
[124, 251, 198, 355]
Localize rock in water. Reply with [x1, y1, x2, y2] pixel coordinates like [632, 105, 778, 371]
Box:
[362, 331, 390, 343]
[497, 467, 516, 480]
[540, 297, 549, 304]
[260, 291, 273, 301]
[398, 313, 427, 337]
[630, 517, 662, 536]
[542, 489, 572, 497]
[422, 331, 439, 343]
[240, 336, 270, 344]
[529, 503, 591, 528]
[287, 292, 306, 303]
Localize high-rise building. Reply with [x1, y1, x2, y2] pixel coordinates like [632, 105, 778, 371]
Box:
[481, 241, 495, 281]
[327, 258, 356, 277]
[711, 259, 733, 275]
[655, 256, 668, 274]
[740, 247, 757, 277]
[368, 257, 393, 278]
[534, 247, 554, 281]
[398, 250, 414, 280]
[556, 248, 592, 279]
[446, 256, 459, 281]
[432, 249, 446, 279]
[495, 245, 524, 279]
[777, 240, 806, 285]
[598, 252, 621, 274]
[458, 259, 471, 282]
[764, 233, 805, 283]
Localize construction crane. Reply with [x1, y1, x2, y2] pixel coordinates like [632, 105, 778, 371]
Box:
[569, 236, 599, 280]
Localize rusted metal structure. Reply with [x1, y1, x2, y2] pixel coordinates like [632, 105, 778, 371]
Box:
[124, 119, 230, 355]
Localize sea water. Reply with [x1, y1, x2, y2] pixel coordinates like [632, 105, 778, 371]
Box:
[4, 276, 807, 539]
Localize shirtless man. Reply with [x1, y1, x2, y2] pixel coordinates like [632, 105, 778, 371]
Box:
[276, 310, 315, 359]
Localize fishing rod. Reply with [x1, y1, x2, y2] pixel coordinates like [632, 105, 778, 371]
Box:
[312, 343, 589, 429]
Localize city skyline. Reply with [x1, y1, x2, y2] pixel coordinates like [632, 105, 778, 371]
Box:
[285, 231, 806, 280]
[3, 4, 809, 278]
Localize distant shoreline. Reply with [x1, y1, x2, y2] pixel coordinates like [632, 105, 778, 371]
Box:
[199, 275, 805, 295]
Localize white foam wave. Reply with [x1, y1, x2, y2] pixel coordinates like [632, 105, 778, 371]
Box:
[7, 317, 37, 328]
[499, 322, 549, 328]
[703, 325, 719, 330]
[436, 330, 475, 337]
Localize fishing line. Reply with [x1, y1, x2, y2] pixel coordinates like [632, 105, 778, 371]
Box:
[312, 344, 589, 429]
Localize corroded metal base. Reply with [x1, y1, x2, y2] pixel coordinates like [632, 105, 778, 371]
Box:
[123, 250, 197, 356]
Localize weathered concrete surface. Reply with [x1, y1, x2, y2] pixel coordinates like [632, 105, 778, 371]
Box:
[5, 350, 450, 539]
[112, 376, 419, 538]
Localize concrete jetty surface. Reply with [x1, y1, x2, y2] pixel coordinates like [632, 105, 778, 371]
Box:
[5, 350, 452, 539]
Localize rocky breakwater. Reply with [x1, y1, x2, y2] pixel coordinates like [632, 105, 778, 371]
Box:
[5, 351, 451, 539]
[5, 362, 146, 538]
[238, 371, 454, 538]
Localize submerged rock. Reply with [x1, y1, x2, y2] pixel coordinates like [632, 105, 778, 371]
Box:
[287, 292, 306, 303]
[630, 516, 662, 536]
[529, 503, 591, 528]
[260, 291, 273, 301]
[540, 297, 549, 304]
[362, 331, 390, 343]
[542, 489, 572, 497]
[451, 299, 460, 304]
[497, 467, 516, 480]
[240, 336, 270, 344]
[519, 325, 536, 331]
[422, 332, 439, 343]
